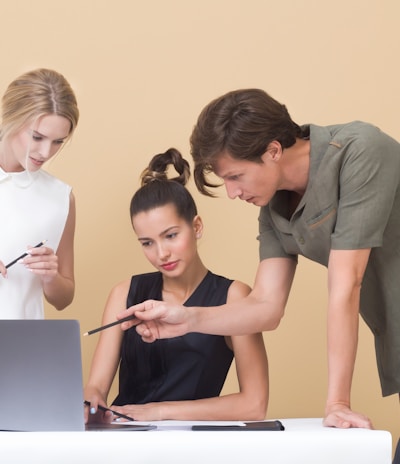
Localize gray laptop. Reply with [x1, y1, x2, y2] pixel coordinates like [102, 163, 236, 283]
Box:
[0, 319, 155, 432]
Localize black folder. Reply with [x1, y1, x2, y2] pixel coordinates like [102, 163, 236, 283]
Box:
[192, 420, 284, 431]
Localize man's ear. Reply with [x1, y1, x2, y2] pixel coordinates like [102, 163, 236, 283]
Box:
[262, 140, 283, 162]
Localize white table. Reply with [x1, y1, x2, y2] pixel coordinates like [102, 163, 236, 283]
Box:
[0, 418, 392, 464]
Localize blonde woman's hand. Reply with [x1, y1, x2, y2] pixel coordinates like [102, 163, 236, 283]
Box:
[20, 244, 58, 281]
[0, 260, 6, 278]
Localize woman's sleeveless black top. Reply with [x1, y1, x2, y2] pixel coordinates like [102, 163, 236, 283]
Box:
[113, 271, 234, 405]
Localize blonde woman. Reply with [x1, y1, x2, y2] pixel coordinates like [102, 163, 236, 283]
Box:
[0, 69, 79, 318]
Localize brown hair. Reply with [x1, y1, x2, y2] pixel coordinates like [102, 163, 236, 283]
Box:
[190, 88, 302, 196]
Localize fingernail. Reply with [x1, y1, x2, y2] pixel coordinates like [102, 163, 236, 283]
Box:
[90, 407, 96, 414]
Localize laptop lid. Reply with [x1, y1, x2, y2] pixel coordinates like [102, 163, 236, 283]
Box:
[0, 319, 156, 432]
[0, 319, 86, 431]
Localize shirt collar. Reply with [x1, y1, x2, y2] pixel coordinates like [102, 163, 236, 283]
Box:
[0, 166, 39, 188]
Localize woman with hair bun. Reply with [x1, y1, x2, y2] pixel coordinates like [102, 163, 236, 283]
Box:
[0, 68, 79, 318]
[84, 148, 268, 423]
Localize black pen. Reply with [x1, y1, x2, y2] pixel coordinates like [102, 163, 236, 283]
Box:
[83, 314, 136, 336]
[84, 400, 135, 421]
[5, 240, 47, 269]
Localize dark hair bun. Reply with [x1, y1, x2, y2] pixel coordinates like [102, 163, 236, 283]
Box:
[140, 148, 190, 187]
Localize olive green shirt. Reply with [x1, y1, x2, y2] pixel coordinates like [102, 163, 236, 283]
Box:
[258, 121, 400, 396]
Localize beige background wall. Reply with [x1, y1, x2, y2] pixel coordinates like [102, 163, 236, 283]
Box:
[1, 0, 399, 451]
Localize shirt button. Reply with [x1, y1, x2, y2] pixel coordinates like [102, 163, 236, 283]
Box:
[298, 236, 305, 245]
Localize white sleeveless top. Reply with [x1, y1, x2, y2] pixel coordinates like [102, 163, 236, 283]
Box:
[0, 168, 71, 319]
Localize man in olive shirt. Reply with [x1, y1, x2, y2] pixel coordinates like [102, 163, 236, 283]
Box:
[120, 89, 400, 430]
[259, 120, 400, 398]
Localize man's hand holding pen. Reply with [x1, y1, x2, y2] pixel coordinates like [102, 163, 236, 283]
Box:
[117, 299, 191, 343]
[83, 299, 192, 342]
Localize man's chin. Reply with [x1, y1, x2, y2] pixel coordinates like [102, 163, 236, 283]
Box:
[246, 198, 266, 207]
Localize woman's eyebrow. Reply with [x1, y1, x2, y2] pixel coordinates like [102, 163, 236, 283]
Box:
[137, 226, 179, 241]
[32, 129, 68, 141]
